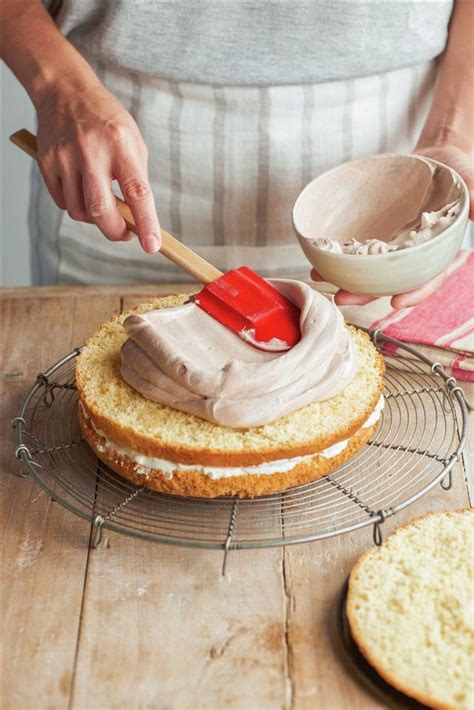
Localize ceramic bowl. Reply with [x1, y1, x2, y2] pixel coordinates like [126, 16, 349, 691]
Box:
[292, 154, 469, 296]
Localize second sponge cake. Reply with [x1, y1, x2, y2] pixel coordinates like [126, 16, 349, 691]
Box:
[347, 510, 473, 710]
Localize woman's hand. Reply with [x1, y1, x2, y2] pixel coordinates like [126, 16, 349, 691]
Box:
[311, 264, 453, 309]
[36, 70, 161, 253]
[1, 0, 161, 253]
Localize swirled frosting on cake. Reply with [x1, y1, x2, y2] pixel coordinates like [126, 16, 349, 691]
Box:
[120, 280, 357, 428]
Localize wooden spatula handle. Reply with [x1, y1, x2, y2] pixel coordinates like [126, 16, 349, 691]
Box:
[10, 129, 223, 284]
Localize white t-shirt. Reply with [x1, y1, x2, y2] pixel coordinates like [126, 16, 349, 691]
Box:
[48, 0, 454, 85]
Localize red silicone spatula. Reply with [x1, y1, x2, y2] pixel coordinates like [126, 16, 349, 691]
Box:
[10, 129, 301, 351]
[194, 266, 300, 349]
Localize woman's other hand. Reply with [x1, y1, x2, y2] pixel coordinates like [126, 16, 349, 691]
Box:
[312, 0, 473, 310]
[311, 139, 472, 309]
[36, 71, 161, 253]
[310, 265, 452, 309]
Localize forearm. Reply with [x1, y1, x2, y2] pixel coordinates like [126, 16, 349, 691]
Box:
[1, 0, 99, 108]
[417, 0, 474, 152]
[2, 0, 160, 251]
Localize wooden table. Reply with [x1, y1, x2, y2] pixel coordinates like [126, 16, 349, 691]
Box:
[2, 285, 472, 710]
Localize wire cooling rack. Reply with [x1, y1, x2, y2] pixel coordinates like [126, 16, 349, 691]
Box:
[12, 330, 469, 571]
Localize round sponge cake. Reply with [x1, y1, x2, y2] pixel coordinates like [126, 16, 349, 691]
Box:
[76, 293, 385, 498]
[347, 510, 473, 710]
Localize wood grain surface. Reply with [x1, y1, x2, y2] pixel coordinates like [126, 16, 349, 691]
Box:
[1, 285, 472, 710]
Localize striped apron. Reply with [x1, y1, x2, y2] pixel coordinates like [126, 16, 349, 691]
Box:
[30, 59, 438, 285]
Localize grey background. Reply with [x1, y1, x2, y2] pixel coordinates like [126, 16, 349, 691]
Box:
[2, 64, 35, 287]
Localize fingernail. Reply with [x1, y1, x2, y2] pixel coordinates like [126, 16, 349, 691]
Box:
[143, 235, 159, 253]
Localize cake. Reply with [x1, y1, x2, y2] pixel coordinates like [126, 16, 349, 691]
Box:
[347, 510, 474, 710]
[76, 285, 385, 498]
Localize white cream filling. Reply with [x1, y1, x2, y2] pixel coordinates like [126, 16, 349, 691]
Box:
[81, 396, 384, 480]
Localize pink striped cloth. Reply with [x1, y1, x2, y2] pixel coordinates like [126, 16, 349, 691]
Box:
[340, 250, 474, 382]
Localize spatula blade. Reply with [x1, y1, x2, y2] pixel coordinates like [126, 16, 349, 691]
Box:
[194, 266, 301, 351]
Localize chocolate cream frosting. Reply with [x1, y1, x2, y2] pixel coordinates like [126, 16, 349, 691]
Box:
[300, 156, 462, 256]
[313, 199, 461, 255]
[120, 280, 357, 428]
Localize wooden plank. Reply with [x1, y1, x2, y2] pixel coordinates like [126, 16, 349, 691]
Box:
[1, 296, 74, 377]
[71, 542, 289, 709]
[1, 282, 196, 300]
[121, 285, 197, 313]
[1, 293, 119, 710]
[2, 379, 92, 710]
[282, 538, 384, 710]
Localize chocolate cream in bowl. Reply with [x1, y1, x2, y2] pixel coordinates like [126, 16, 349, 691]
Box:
[297, 155, 462, 255]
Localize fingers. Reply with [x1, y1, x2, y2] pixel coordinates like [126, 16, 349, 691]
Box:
[41, 155, 133, 242]
[60, 167, 91, 222]
[40, 150, 91, 223]
[390, 269, 448, 309]
[37, 156, 66, 210]
[82, 171, 131, 242]
[310, 269, 326, 282]
[37, 122, 161, 253]
[310, 268, 377, 305]
[45, 174, 67, 211]
[334, 291, 377, 306]
[333, 274, 447, 308]
[37, 121, 158, 252]
[116, 162, 161, 253]
[311, 265, 448, 309]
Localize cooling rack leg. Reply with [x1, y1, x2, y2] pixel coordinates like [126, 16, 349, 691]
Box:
[14, 445, 33, 477]
[440, 469, 453, 490]
[91, 515, 105, 549]
[372, 521, 383, 546]
[221, 540, 231, 577]
[17, 465, 30, 478]
[221, 499, 238, 576]
[371, 509, 392, 546]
